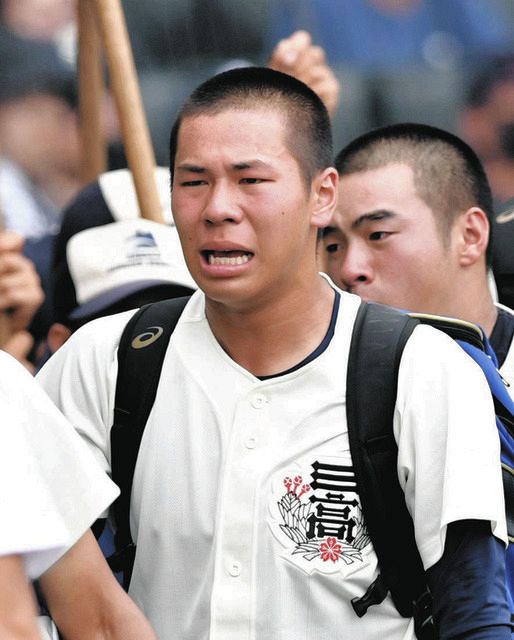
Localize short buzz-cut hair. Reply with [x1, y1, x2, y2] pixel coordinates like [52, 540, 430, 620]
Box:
[169, 66, 333, 187]
[334, 123, 494, 264]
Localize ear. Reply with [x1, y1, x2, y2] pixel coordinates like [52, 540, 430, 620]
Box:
[455, 207, 490, 267]
[310, 167, 338, 229]
[47, 323, 72, 354]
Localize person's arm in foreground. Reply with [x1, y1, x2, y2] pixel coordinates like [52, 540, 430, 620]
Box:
[0, 554, 41, 640]
[40, 531, 157, 640]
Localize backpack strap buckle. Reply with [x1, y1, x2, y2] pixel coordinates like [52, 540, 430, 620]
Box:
[413, 586, 435, 640]
[351, 574, 388, 617]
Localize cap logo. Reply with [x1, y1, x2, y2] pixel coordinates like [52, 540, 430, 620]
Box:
[129, 230, 158, 250]
[496, 208, 514, 224]
[106, 229, 171, 274]
[131, 326, 164, 349]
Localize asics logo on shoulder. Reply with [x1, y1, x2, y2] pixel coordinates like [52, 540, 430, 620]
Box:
[131, 326, 164, 349]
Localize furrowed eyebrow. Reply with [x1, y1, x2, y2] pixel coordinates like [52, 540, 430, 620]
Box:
[352, 210, 396, 230]
[232, 160, 272, 171]
[176, 164, 206, 173]
[176, 160, 273, 173]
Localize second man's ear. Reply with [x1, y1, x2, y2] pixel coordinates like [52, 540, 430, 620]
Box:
[457, 207, 489, 267]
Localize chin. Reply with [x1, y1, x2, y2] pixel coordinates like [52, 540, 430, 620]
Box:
[202, 281, 250, 305]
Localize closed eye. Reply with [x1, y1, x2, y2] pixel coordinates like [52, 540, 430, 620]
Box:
[180, 180, 207, 187]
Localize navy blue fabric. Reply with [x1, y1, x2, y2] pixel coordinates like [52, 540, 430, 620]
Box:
[490, 308, 514, 369]
[456, 336, 514, 622]
[427, 520, 511, 639]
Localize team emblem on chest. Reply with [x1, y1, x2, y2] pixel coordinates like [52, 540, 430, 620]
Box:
[269, 455, 371, 575]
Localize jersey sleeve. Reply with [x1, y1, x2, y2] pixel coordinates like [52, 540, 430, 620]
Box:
[37, 310, 136, 478]
[393, 324, 507, 571]
[0, 351, 119, 579]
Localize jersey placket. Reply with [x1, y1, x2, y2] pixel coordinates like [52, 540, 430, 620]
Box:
[209, 386, 270, 640]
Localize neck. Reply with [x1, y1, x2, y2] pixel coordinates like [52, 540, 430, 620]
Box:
[466, 296, 498, 337]
[205, 275, 335, 377]
[444, 270, 498, 337]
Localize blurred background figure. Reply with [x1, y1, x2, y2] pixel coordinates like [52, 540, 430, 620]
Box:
[0, 27, 80, 241]
[46, 167, 196, 355]
[266, 0, 514, 149]
[0, 0, 76, 63]
[0, 27, 81, 357]
[459, 55, 514, 205]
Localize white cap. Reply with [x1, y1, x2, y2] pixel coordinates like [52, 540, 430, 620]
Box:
[66, 218, 196, 319]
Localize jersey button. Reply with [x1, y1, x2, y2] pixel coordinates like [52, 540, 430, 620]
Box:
[228, 561, 241, 577]
[251, 394, 267, 409]
[245, 436, 257, 449]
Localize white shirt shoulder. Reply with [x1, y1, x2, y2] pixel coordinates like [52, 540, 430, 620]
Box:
[1, 351, 118, 578]
[37, 309, 138, 475]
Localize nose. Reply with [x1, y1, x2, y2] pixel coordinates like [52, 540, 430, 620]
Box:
[337, 243, 373, 290]
[202, 182, 242, 225]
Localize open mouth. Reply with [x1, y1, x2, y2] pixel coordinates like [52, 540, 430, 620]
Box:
[202, 250, 254, 266]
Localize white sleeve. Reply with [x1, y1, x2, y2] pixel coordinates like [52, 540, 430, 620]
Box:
[393, 324, 507, 571]
[0, 351, 119, 579]
[36, 310, 136, 478]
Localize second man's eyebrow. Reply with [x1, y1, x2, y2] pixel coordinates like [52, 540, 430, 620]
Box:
[352, 209, 396, 230]
[321, 225, 338, 238]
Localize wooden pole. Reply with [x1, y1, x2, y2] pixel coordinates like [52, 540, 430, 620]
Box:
[78, 0, 107, 184]
[93, 0, 163, 223]
[0, 313, 10, 348]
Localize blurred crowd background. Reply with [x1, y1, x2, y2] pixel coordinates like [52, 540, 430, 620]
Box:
[3, 0, 514, 205]
[1, 0, 514, 363]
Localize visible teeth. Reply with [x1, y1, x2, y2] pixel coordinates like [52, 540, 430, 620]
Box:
[208, 254, 250, 265]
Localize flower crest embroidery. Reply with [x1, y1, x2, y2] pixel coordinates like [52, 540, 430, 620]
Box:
[276, 461, 370, 567]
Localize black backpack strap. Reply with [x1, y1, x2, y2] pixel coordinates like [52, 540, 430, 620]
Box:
[346, 301, 431, 626]
[108, 295, 190, 588]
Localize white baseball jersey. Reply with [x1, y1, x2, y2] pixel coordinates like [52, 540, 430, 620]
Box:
[37, 287, 507, 640]
[0, 350, 119, 579]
